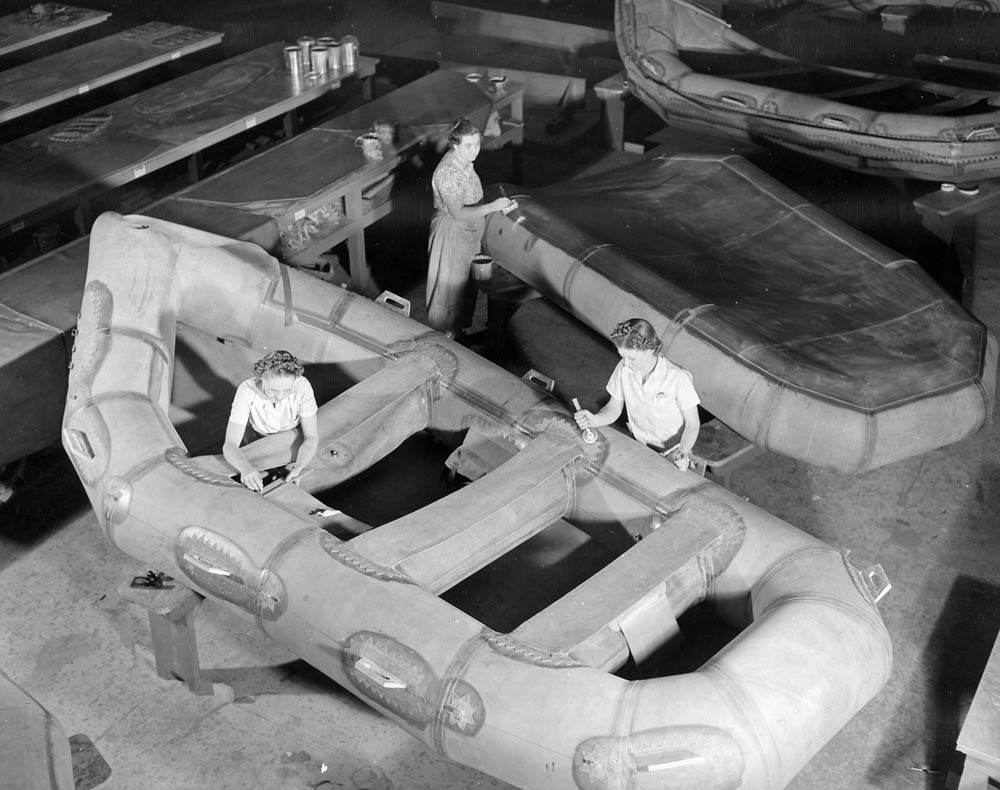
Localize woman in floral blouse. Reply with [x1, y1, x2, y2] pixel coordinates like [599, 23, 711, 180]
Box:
[426, 117, 516, 337]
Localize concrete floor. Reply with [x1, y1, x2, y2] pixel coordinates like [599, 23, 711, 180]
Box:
[2, 2, 1000, 790]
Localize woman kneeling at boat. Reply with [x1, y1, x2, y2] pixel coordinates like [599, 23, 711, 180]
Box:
[574, 318, 701, 470]
[222, 350, 319, 493]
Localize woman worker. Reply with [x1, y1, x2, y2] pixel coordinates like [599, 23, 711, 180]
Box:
[223, 350, 319, 493]
[574, 318, 701, 471]
[426, 117, 516, 337]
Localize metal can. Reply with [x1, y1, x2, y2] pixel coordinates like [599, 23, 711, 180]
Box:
[310, 46, 329, 76]
[296, 36, 316, 67]
[340, 34, 358, 70]
[283, 45, 303, 73]
[327, 41, 343, 72]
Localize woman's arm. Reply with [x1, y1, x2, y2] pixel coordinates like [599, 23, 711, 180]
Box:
[442, 194, 514, 222]
[222, 420, 263, 493]
[574, 395, 624, 430]
[285, 412, 318, 484]
[676, 405, 701, 455]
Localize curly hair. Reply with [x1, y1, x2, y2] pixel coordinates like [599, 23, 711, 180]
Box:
[447, 117, 481, 148]
[610, 318, 662, 353]
[252, 349, 304, 379]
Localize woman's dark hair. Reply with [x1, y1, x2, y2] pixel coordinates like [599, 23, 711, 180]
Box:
[253, 349, 304, 379]
[610, 318, 662, 353]
[447, 117, 480, 148]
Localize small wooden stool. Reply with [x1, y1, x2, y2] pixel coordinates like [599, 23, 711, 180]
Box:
[118, 576, 213, 695]
[692, 419, 762, 488]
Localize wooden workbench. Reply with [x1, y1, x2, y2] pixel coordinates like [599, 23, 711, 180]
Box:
[0, 3, 110, 58]
[0, 43, 378, 241]
[0, 21, 223, 124]
[150, 69, 524, 295]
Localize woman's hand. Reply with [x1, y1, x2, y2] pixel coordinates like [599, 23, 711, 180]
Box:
[489, 197, 516, 214]
[574, 409, 596, 430]
[666, 448, 691, 472]
[285, 462, 306, 485]
[240, 468, 264, 493]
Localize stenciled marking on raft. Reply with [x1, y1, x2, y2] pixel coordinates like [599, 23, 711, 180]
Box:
[574, 725, 745, 790]
[343, 631, 440, 728]
[175, 527, 287, 621]
[318, 534, 417, 585]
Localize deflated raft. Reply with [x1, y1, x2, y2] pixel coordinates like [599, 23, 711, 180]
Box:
[63, 213, 891, 790]
[483, 153, 997, 473]
[616, 0, 1000, 183]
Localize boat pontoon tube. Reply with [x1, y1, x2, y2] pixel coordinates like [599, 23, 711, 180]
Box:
[483, 153, 996, 473]
[63, 214, 892, 790]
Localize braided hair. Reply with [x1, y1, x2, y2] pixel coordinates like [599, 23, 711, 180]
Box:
[610, 318, 662, 353]
[253, 349, 304, 379]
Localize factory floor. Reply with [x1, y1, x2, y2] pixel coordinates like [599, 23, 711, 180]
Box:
[2, 2, 1000, 790]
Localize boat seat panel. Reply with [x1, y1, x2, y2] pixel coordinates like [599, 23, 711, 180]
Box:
[512, 500, 743, 670]
[349, 433, 580, 593]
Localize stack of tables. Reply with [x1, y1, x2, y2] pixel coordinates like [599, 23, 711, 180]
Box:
[0, 21, 223, 123]
[0, 42, 378, 242]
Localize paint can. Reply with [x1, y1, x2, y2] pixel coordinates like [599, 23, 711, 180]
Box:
[340, 35, 359, 70]
[310, 46, 330, 77]
[326, 40, 343, 72]
[296, 36, 316, 67]
[283, 45, 304, 73]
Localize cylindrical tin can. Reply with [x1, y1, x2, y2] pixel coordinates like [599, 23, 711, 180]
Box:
[340, 34, 358, 70]
[310, 46, 329, 76]
[283, 45, 303, 73]
[327, 41, 343, 72]
[296, 36, 316, 67]
[316, 36, 337, 48]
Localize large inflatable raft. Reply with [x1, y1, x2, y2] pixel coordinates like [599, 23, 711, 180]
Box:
[616, 0, 1000, 183]
[483, 153, 997, 473]
[63, 213, 891, 790]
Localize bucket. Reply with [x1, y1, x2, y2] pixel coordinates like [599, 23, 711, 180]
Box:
[471, 254, 494, 281]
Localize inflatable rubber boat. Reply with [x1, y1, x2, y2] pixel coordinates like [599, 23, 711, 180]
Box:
[616, 0, 1000, 183]
[483, 153, 997, 473]
[63, 213, 891, 790]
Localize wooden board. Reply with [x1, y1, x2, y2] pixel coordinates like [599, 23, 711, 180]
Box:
[0, 44, 377, 239]
[0, 3, 110, 57]
[431, 1, 615, 50]
[958, 628, 1000, 774]
[0, 21, 223, 124]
